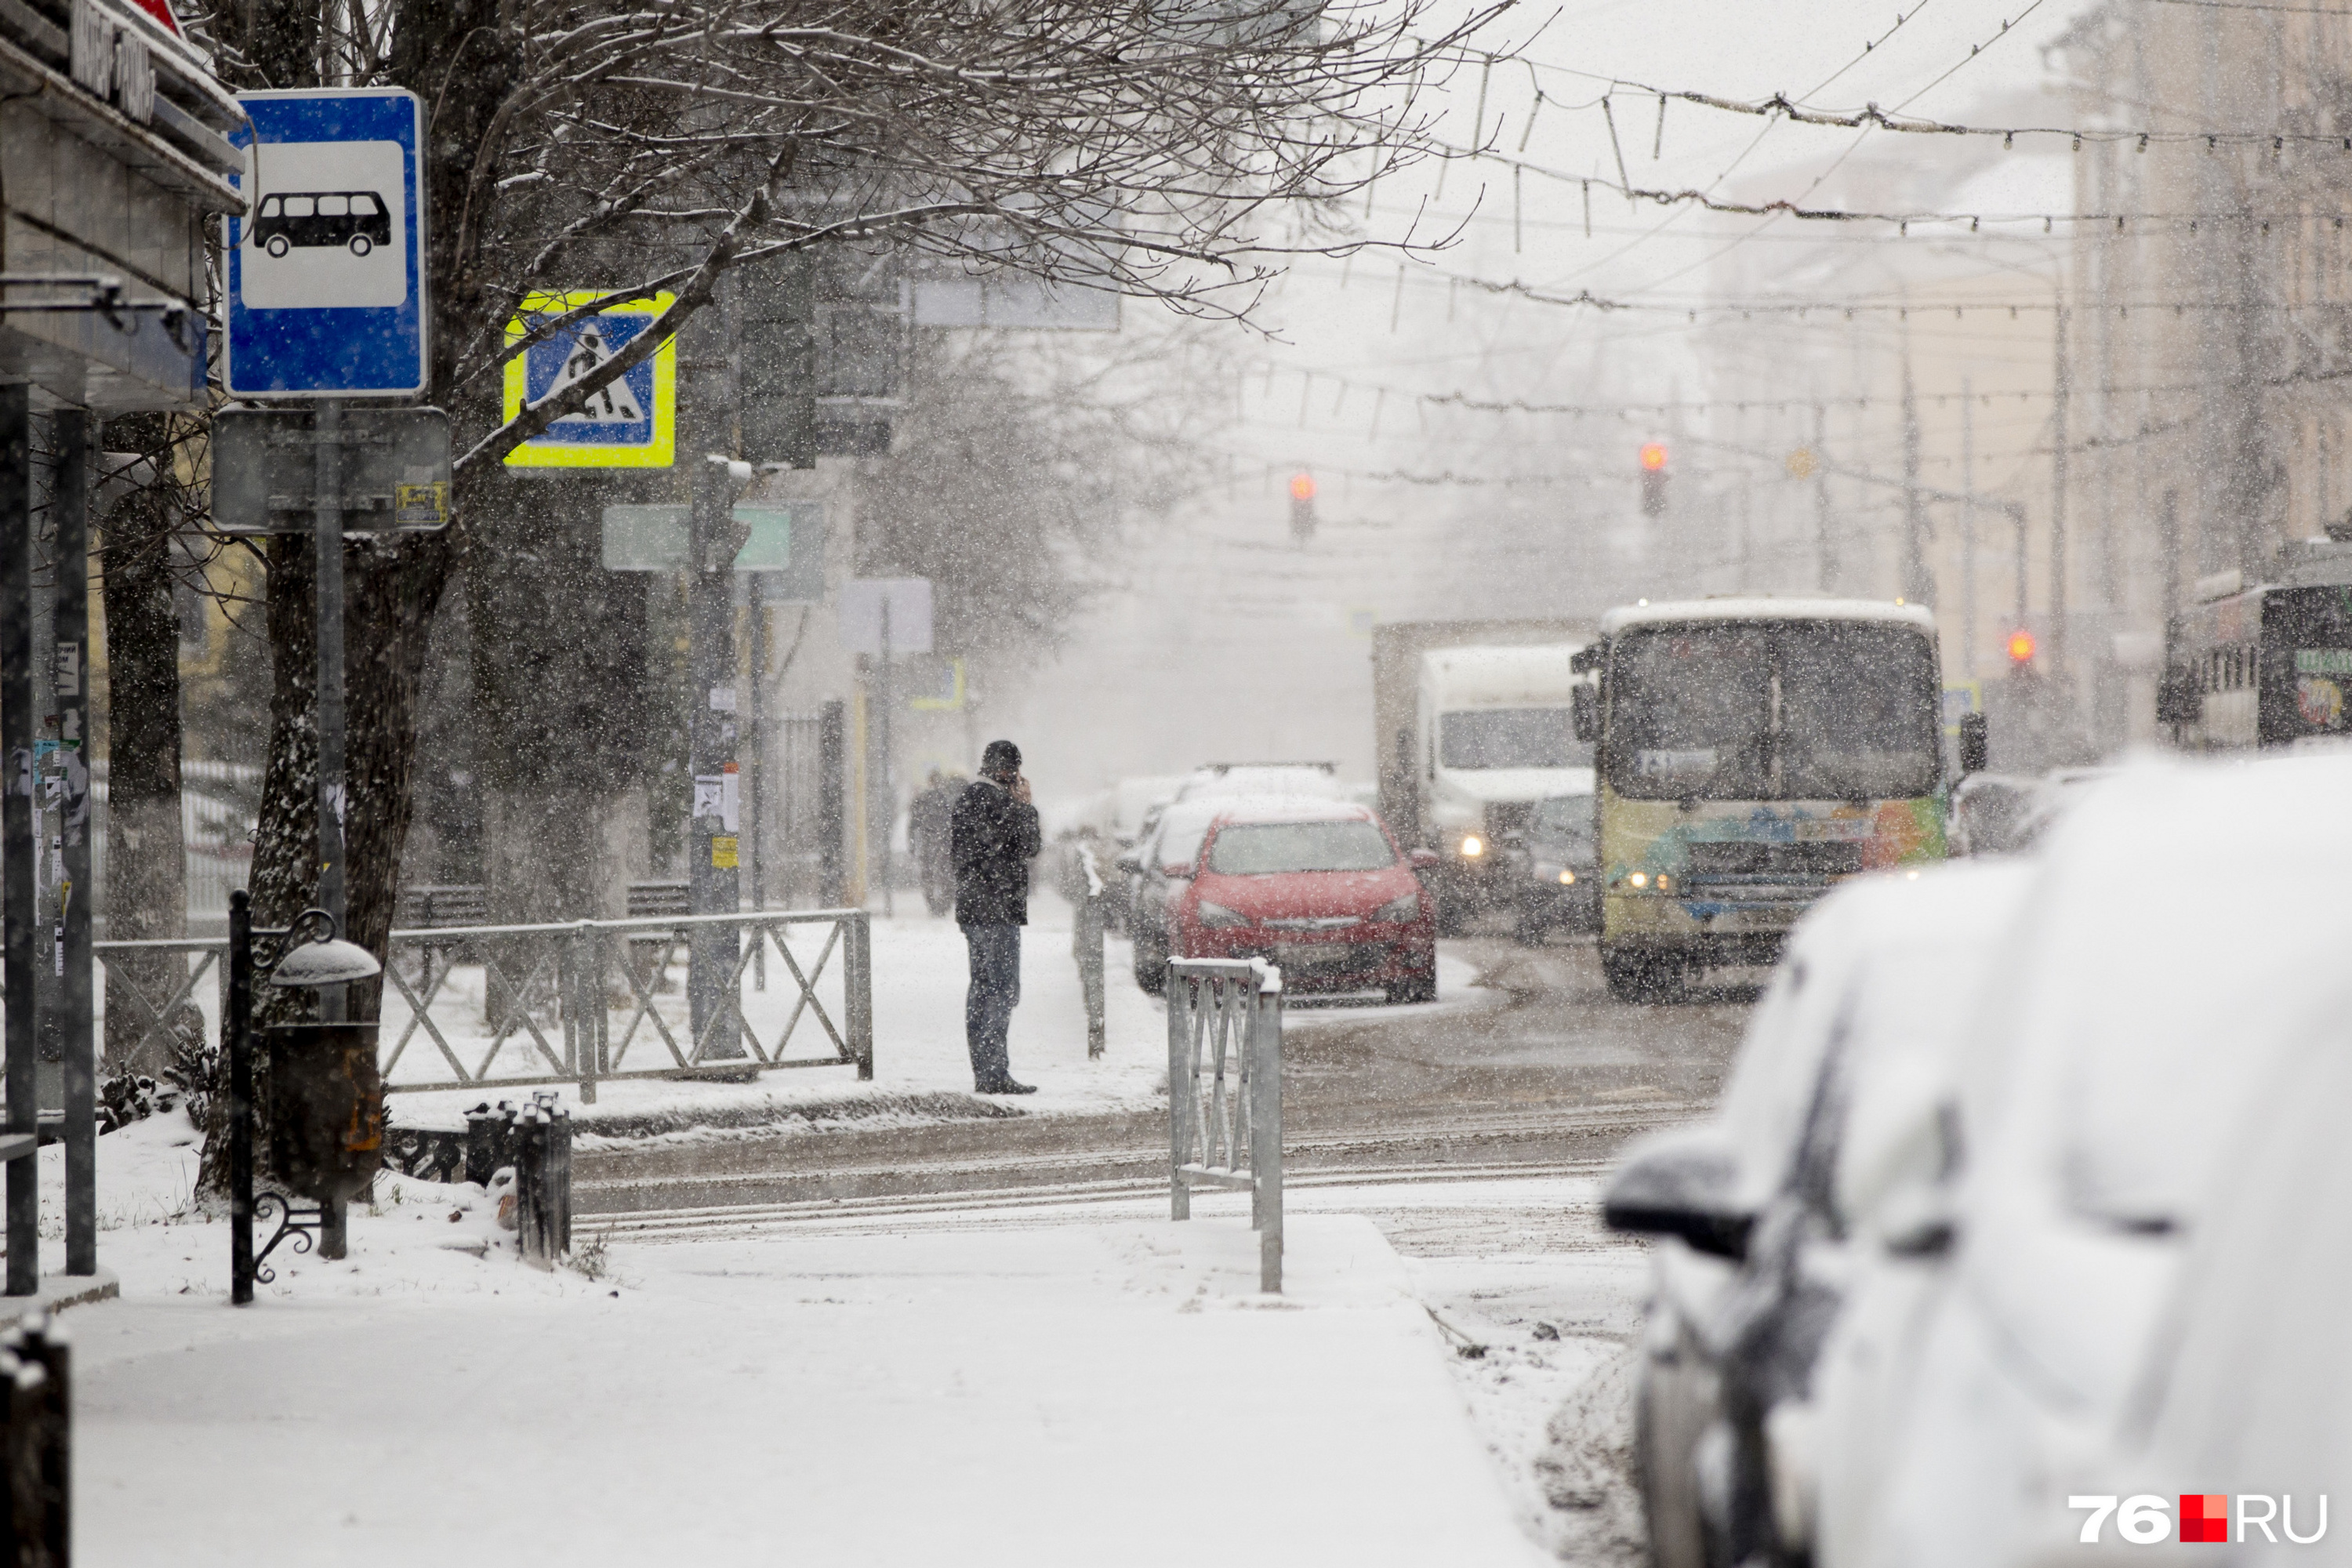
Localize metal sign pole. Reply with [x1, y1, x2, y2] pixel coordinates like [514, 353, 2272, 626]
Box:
[0, 387, 37, 1297]
[51, 410, 94, 1276]
[313, 401, 348, 1261]
[879, 598, 893, 920]
[685, 460, 742, 1058]
[227, 891, 255, 1305]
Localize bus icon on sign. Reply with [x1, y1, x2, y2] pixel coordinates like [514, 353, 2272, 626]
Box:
[251, 191, 392, 258]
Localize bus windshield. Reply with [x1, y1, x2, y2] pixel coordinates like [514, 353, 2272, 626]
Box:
[1439, 707, 1587, 769]
[1605, 621, 1940, 801]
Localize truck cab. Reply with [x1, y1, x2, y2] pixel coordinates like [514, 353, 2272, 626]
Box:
[1414, 645, 1592, 926]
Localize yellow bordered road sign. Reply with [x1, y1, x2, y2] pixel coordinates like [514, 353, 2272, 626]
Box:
[502, 290, 677, 467]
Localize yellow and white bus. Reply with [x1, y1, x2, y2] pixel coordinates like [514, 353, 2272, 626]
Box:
[1570, 599, 1947, 1000]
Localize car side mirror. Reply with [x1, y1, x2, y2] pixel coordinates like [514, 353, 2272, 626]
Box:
[1115, 854, 1141, 875]
[1957, 712, 1989, 778]
[1835, 1057, 1960, 1258]
[1572, 685, 1598, 743]
[1407, 848, 1440, 872]
[1602, 1126, 1755, 1261]
[1161, 864, 1192, 880]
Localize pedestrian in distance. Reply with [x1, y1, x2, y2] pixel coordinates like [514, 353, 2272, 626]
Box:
[909, 768, 963, 917]
[951, 740, 1043, 1094]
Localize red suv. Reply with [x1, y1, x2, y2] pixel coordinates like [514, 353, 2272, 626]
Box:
[1167, 801, 1439, 1004]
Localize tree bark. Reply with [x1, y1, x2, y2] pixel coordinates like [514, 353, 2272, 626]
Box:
[95, 415, 187, 1075]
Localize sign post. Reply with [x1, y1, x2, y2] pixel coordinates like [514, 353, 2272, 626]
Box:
[228, 87, 430, 1262]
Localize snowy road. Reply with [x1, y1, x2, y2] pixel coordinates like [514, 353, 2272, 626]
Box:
[572, 935, 1754, 1214]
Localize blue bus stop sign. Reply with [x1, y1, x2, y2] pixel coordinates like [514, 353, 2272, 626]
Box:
[226, 89, 428, 399]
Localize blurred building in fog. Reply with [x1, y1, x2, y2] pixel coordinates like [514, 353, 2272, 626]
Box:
[1697, 97, 2079, 767]
[2055, 0, 2352, 749]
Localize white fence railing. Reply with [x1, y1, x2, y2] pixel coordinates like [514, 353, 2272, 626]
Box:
[1166, 956, 1284, 1293]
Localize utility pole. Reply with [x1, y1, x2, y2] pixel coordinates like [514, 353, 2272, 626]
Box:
[2051, 304, 2071, 678]
[748, 571, 766, 990]
[687, 456, 748, 1058]
[877, 597, 894, 920]
[1901, 343, 1929, 604]
[312, 399, 348, 1259]
[1961, 379, 1978, 681]
[2, 389, 37, 1297]
[1813, 401, 1836, 592]
[52, 412, 94, 1277]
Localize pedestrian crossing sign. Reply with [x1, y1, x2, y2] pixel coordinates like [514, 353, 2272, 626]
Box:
[502, 290, 677, 467]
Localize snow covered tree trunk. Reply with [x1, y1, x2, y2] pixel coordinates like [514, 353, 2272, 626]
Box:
[96, 415, 187, 1075]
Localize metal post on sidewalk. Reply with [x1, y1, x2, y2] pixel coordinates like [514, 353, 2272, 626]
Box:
[818, 699, 847, 909]
[687, 458, 743, 1058]
[1250, 975, 1284, 1294]
[877, 598, 893, 918]
[1, 386, 38, 1297]
[748, 572, 767, 991]
[227, 891, 255, 1306]
[313, 399, 349, 1261]
[1166, 973, 1191, 1222]
[52, 410, 95, 1276]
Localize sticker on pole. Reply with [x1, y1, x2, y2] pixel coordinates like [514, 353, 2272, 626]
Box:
[226, 88, 429, 398]
[502, 291, 677, 468]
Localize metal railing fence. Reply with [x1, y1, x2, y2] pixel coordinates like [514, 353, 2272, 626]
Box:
[1166, 956, 1283, 1293]
[95, 906, 873, 1104]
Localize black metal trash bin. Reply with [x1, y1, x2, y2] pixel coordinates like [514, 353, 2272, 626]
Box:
[263, 1023, 384, 1204]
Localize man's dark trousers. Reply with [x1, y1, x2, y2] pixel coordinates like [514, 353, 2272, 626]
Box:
[964, 924, 1021, 1087]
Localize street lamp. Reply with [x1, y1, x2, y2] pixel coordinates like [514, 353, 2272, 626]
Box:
[227, 894, 384, 1305]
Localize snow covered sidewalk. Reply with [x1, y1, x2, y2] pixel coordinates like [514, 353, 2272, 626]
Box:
[73, 1201, 1549, 1566]
[384, 901, 1493, 1136]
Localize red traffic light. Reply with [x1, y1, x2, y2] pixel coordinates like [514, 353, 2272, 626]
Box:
[1289, 471, 1316, 502]
[2006, 629, 2038, 665]
[1639, 442, 1668, 472]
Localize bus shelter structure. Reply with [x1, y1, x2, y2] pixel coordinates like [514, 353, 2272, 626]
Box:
[0, 0, 246, 1294]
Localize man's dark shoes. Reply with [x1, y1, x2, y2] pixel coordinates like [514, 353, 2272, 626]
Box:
[978, 1078, 1039, 1095]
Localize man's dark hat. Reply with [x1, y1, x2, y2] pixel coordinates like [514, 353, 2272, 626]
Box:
[981, 739, 1022, 774]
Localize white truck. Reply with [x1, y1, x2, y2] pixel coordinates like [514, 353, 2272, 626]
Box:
[1372, 622, 1594, 927]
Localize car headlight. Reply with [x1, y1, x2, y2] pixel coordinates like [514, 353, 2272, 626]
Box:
[1459, 833, 1485, 858]
[1194, 899, 1249, 928]
[1627, 871, 1648, 889]
[1373, 892, 1422, 924]
[1557, 868, 1577, 885]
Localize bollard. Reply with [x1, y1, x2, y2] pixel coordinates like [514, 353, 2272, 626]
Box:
[515, 1094, 572, 1268]
[0, 1315, 68, 1566]
[1073, 847, 1106, 1060]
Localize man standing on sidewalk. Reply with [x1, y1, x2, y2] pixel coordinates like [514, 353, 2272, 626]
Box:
[952, 739, 1043, 1094]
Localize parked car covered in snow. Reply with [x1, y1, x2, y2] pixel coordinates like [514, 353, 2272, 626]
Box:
[1602, 860, 2032, 1568]
[1791, 752, 2352, 1568]
[2055, 996, 2352, 1560]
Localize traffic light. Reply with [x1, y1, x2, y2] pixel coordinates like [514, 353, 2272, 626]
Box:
[1639, 442, 1669, 517]
[1289, 470, 1316, 543]
[2005, 627, 2038, 668]
[738, 250, 817, 468]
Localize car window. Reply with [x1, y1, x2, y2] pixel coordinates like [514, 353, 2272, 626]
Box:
[1439, 709, 1583, 769]
[1152, 806, 1220, 872]
[283, 195, 315, 218]
[318, 194, 349, 216]
[1207, 820, 1393, 874]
